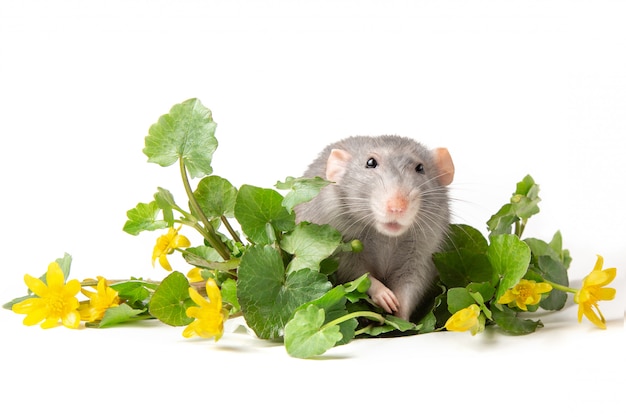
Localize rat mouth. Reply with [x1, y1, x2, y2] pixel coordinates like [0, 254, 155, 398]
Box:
[379, 221, 408, 236]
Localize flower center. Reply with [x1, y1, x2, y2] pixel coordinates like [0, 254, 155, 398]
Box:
[45, 293, 67, 316]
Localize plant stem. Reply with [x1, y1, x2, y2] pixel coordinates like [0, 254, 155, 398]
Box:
[541, 278, 578, 294]
[221, 215, 242, 244]
[179, 159, 231, 260]
[321, 310, 385, 331]
[515, 219, 527, 238]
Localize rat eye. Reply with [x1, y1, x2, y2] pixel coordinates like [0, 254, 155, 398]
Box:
[415, 163, 425, 173]
[366, 158, 378, 168]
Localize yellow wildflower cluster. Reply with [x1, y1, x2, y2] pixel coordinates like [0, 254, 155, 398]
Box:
[183, 278, 228, 341]
[498, 279, 552, 311]
[11, 262, 119, 329]
[575, 255, 616, 330]
[446, 255, 617, 335]
[152, 226, 191, 271]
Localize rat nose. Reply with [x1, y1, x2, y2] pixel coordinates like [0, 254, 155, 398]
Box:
[386, 194, 408, 214]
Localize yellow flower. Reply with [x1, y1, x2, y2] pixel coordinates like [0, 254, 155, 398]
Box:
[187, 267, 204, 283]
[12, 262, 81, 329]
[497, 279, 552, 311]
[183, 278, 227, 341]
[152, 226, 191, 271]
[445, 304, 483, 335]
[79, 277, 120, 322]
[574, 255, 616, 329]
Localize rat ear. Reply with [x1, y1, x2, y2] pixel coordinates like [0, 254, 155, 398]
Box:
[433, 147, 454, 186]
[326, 149, 352, 183]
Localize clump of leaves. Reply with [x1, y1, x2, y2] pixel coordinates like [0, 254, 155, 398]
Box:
[6, 98, 586, 359]
[431, 175, 572, 335]
[121, 98, 419, 348]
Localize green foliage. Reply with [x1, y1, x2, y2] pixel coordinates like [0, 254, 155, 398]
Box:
[97, 304, 148, 328]
[281, 223, 343, 274]
[432, 174, 572, 336]
[194, 176, 237, 219]
[275, 176, 331, 213]
[237, 245, 331, 339]
[143, 98, 218, 179]
[6, 98, 584, 359]
[234, 185, 296, 245]
[148, 272, 194, 326]
[123, 201, 168, 236]
[284, 304, 344, 359]
[488, 234, 531, 300]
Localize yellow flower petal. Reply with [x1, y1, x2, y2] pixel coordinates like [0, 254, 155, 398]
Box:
[12, 262, 81, 329]
[205, 278, 222, 306]
[158, 254, 173, 271]
[445, 304, 481, 334]
[497, 279, 552, 311]
[182, 278, 226, 341]
[62, 310, 81, 329]
[45, 262, 66, 289]
[574, 255, 617, 329]
[188, 287, 209, 308]
[23, 274, 48, 297]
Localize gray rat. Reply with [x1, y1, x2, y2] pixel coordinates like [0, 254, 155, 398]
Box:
[295, 135, 454, 321]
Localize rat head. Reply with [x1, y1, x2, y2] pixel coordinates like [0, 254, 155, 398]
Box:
[325, 136, 454, 237]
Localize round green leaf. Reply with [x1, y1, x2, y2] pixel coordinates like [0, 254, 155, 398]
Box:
[281, 223, 342, 274]
[148, 272, 194, 326]
[143, 98, 218, 179]
[194, 175, 237, 219]
[234, 185, 295, 244]
[284, 304, 343, 359]
[237, 245, 331, 339]
[488, 234, 531, 300]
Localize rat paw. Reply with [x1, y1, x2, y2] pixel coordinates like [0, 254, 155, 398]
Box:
[367, 276, 400, 314]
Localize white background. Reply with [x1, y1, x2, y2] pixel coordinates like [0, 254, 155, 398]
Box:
[1, 1, 624, 415]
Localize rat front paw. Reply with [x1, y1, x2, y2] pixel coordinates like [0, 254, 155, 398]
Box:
[367, 276, 400, 314]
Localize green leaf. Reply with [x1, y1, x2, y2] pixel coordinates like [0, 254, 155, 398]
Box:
[446, 287, 476, 314]
[536, 256, 569, 311]
[275, 176, 331, 213]
[440, 224, 489, 254]
[344, 274, 371, 294]
[123, 201, 167, 236]
[487, 234, 531, 300]
[234, 185, 295, 245]
[3, 295, 34, 310]
[97, 304, 148, 328]
[281, 222, 343, 274]
[194, 175, 237, 219]
[154, 187, 176, 226]
[110, 279, 157, 308]
[295, 282, 360, 346]
[220, 278, 240, 314]
[237, 245, 331, 339]
[148, 272, 194, 326]
[361, 315, 420, 336]
[284, 304, 344, 358]
[416, 311, 437, 333]
[182, 246, 240, 271]
[433, 250, 493, 288]
[53, 253, 72, 282]
[486, 203, 517, 236]
[486, 175, 542, 236]
[512, 174, 541, 220]
[492, 305, 543, 335]
[549, 230, 572, 269]
[525, 237, 562, 263]
[143, 98, 218, 179]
